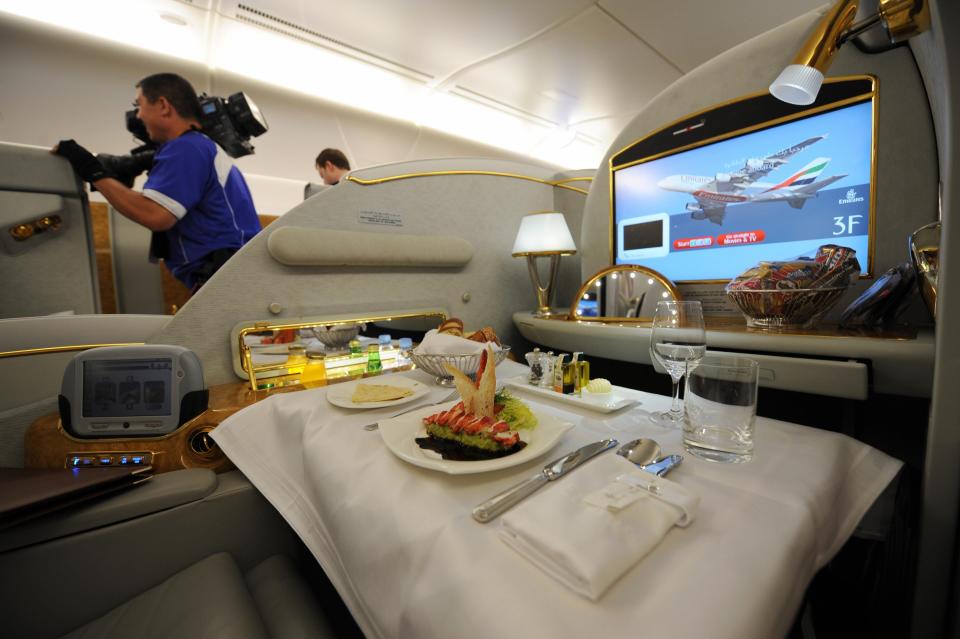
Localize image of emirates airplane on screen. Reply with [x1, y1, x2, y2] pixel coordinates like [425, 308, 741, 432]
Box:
[655, 135, 846, 225]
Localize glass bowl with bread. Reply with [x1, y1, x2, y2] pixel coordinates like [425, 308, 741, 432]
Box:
[411, 319, 509, 385]
[410, 347, 511, 386]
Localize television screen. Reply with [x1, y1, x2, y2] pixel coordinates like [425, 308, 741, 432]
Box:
[613, 98, 874, 282]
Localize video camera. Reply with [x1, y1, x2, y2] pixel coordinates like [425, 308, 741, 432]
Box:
[98, 92, 268, 187]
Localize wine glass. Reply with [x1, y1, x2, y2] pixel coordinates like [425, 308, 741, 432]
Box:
[648, 300, 706, 427]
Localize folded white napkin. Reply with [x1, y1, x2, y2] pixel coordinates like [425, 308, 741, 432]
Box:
[499, 454, 698, 600]
[414, 329, 502, 355]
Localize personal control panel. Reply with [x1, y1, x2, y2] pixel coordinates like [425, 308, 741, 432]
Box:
[66, 452, 154, 468]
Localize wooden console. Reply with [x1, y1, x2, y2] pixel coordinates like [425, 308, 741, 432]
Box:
[25, 380, 301, 474]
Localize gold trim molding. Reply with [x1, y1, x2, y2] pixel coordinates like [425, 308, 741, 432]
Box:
[0, 342, 145, 360]
[346, 171, 591, 195]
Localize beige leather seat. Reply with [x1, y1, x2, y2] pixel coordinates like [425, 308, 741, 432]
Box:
[60, 552, 335, 639]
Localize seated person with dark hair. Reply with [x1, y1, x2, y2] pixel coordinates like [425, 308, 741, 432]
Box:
[315, 148, 351, 185]
[53, 72, 261, 292]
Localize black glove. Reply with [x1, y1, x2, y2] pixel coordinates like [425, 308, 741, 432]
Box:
[54, 139, 108, 183]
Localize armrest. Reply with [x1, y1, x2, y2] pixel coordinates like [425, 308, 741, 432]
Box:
[0, 468, 216, 552]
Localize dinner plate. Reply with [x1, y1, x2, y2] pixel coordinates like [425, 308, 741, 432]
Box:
[326, 377, 430, 409]
[502, 376, 640, 413]
[378, 401, 574, 475]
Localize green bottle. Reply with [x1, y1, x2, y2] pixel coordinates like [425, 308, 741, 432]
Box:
[366, 344, 382, 373]
[349, 338, 362, 356]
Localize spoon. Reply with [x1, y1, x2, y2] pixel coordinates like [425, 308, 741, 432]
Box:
[616, 438, 661, 467]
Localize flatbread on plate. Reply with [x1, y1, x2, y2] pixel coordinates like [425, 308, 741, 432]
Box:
[351, 383, 414, 404]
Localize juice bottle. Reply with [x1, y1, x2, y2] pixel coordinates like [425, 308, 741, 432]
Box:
[366, 344, 382, 373]
[285, 344, 307, 375]
[301, 352, 327, 384]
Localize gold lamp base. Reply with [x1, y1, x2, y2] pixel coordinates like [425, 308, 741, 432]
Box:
[514, 251, 574, 317]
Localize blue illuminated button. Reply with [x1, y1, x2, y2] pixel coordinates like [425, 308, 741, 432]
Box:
[119, 456, 130, 465]
[98, 456, 113, 465]
[80, 457, 94, 466]
[131, 455, 144, 465]
[71, 456, 81, 467]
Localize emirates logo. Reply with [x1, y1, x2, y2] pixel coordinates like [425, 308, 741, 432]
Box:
[838, 188, 865, 205]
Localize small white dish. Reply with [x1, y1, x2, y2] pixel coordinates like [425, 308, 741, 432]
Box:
[502, 376, 640, 413]
[326, 377, 430, 409]
[379, 402, 574, 475]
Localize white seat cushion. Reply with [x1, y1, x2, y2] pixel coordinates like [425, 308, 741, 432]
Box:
[61, 553, 268, 639]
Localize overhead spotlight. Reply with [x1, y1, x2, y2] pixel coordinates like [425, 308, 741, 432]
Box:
[770, 0, 930, 105]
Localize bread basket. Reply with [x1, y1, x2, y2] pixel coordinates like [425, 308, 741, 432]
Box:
[409, 346, 510, 386]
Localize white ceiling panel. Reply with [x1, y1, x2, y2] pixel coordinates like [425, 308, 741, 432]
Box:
[220, 0, 596, 80]
[599, 0, 828, 73]
[451, 6, 681, 130]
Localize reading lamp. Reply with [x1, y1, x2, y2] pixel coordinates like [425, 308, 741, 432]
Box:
[769, 0, 930, 105]
[512, 211, 577, 317]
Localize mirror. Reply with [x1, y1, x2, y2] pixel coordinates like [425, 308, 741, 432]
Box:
[230, 310, 448, 389]
[569, 265, 679, 322]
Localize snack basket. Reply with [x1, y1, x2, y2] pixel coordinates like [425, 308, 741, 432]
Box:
[410, 346, 510, 386]
[726, 287, 847, 328]
[310, 323, 360, 349]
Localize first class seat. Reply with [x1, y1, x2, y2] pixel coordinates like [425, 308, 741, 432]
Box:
[60, 552, 335, 639]
[0, 469, 352, 639]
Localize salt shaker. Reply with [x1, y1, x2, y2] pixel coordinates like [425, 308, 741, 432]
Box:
[539, 351, 556, 388]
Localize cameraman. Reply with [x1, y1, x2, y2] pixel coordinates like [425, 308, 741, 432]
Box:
[53, 72, 261, 292]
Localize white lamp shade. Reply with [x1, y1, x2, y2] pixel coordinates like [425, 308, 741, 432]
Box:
[769, 64, 824, 106]
[512, 212, 577, 255]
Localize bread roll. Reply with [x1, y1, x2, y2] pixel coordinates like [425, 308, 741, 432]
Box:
[466, 326, 500, 345]
[438, 317, 465, 336]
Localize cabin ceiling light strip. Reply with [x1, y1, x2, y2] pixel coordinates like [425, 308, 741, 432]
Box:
[0, 0, 600, 168]
[209, 15, 600, 167]
[0, 0, 209, 63]
[232, 3, 431, 83]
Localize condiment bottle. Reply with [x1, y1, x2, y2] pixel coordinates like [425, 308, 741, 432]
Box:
[301, 352, 327, 384]
[562, 361, 577, 394]
[366, 344, 382, 373]
[553, 353, 568, 393]
[573, 352, 589, 394]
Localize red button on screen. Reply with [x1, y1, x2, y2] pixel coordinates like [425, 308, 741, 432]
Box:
[717, 230, 765, 246]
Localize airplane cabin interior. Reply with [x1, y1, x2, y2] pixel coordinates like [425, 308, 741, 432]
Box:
[1, 1, 959, 638]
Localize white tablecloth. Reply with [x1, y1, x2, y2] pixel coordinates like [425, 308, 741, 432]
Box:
[213, 360, 902, 639]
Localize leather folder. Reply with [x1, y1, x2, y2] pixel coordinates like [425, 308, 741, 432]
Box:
[0, 466, 152, 530]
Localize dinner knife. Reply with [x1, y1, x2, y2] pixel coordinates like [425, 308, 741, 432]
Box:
[472, 438, 618, 523]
